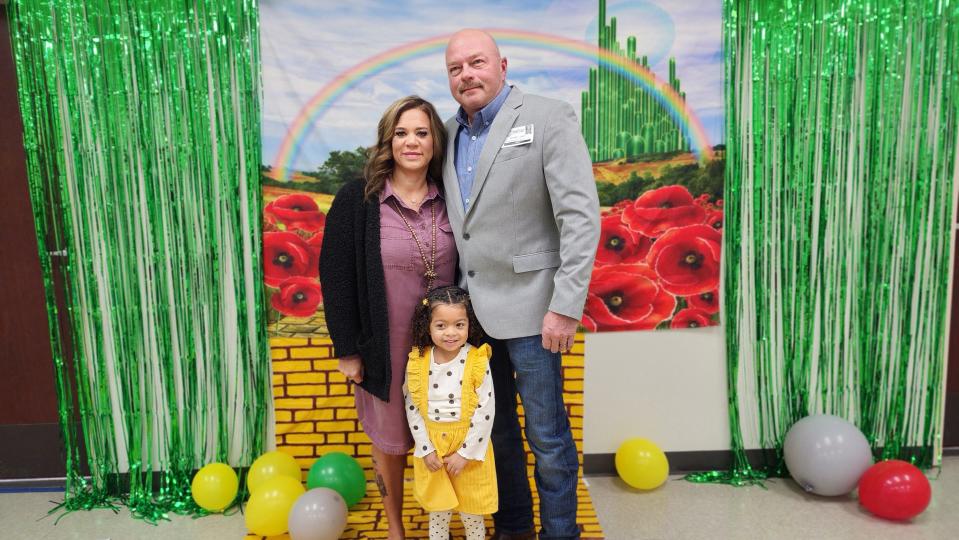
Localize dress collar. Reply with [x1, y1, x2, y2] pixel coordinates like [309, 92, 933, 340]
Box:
[379, 178, 443, 207]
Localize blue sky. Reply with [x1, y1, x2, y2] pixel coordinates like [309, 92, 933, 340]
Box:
[260, 0, 723, 172]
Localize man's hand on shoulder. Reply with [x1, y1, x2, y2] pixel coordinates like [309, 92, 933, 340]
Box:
[541, 311, 578, 353]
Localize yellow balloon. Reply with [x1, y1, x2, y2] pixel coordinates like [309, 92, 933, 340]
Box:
[615, 438, 669, 490]
[244, 475, 305, 536]
[191, 462, 239, 512]
[247, 450, 301, 493]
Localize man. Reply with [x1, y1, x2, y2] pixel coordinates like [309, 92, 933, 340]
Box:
[441, 29, 600, 540]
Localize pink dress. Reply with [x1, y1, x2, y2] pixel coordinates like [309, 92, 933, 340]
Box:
[353, 181, 456, 454]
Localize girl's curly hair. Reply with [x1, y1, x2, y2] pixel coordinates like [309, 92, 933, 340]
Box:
[410, 285, 485, 355]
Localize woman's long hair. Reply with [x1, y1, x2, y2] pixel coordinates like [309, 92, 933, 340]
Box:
[363, 96, 447, 200]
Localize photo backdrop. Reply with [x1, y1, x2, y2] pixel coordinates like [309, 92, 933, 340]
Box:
[259, 0, 725, 337]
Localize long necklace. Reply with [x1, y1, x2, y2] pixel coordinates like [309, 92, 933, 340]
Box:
[390, 198, 437, 291]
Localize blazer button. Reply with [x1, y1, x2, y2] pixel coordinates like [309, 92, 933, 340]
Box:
[468, 270, 476, 277]
[463, 233, 470, 240]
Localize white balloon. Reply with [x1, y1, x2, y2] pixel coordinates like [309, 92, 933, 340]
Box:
[288, 487, 349, 540]
[783, 414, 874, 496]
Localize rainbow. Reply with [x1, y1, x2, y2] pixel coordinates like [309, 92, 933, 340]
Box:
[272, 29, 714, 180]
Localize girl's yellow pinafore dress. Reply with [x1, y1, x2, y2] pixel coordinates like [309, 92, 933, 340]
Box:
[406, 343, 498, 514]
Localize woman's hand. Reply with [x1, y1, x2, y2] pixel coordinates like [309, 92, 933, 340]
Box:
[338, 355, 364, 384]
[424, 451, 443, 472]
[444, 452, 469, 476]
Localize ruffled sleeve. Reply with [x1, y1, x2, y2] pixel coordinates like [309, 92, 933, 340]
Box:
[405, 347, 427, 408]
[404, 346, 434, 457]
[458, 344, 495, 460]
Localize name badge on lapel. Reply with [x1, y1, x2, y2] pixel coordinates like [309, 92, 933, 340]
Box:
[501, 124, 534, 148]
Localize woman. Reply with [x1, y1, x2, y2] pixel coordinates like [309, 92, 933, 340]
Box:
[320, 95, 454, 540]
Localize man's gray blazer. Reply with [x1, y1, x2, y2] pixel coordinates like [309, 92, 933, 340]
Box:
[442, 86, 600, 339]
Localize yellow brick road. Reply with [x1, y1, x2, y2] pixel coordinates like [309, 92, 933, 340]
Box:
[245, 335, 604, 539]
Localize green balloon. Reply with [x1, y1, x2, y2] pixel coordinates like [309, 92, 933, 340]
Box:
[306, 452, 367, 507]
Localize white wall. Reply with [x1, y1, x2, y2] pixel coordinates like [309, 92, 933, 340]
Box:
[583, 325, 731, 454]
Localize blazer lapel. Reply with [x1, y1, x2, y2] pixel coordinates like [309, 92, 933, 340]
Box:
[464, 87, 523, 220]
[443, 118, 464, 221]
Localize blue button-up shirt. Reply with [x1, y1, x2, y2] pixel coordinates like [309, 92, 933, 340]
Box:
[453, 85, 511, 210]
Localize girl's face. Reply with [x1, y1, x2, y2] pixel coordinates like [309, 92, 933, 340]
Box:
[429, 303, 469, 355]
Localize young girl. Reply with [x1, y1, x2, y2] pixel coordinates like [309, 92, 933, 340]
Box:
[404, 286, 497, 540]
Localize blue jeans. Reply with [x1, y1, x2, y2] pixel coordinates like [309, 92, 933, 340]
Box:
[488, 336, 581, 540]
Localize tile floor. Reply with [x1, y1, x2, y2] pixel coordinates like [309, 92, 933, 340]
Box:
[1, 457, 955, 540]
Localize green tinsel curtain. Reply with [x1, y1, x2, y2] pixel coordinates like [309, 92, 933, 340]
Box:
[8, 0, 269, 519]
[695, 0, 959, 485]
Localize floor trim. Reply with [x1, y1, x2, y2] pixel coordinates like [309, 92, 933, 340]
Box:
[584, 447, 959, 475]
[5, 449, 956, 486]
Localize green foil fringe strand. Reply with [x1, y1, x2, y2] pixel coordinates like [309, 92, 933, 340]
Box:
[690, 0, 959, 486]
[8, 0, 269, 519]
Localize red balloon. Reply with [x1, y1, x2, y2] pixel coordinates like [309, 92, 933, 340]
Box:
[858, 460, 931, 521]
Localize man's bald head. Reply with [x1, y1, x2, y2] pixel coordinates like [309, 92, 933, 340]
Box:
[445, 29, 508, 121]
[446, 29, 501, 58]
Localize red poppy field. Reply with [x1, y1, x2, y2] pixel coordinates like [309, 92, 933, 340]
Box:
[261, 149, 723, 334]
[583, 153, 724, 332]
[262, 186, 332, 321]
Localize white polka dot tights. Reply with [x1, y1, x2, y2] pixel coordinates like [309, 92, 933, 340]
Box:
[428, 510, 485, 540]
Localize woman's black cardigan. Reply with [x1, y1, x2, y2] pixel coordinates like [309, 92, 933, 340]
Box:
[319, 179, 393, 402]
